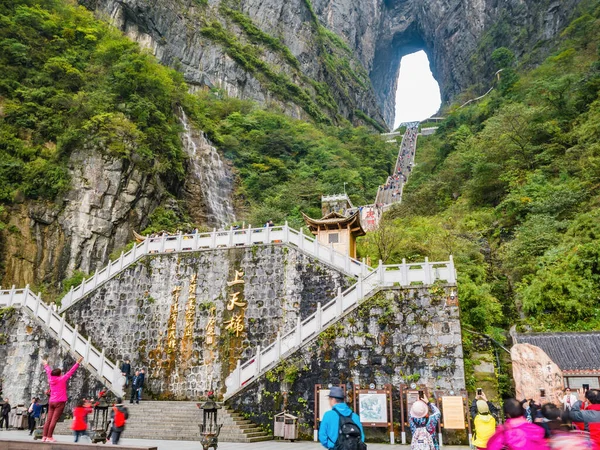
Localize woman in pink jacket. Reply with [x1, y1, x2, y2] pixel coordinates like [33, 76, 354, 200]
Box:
[487, 399, 550, 450]
[41, 357, 83, 442]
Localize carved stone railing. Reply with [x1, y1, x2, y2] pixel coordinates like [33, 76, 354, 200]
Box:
[223, 256, 457, 400]
[0, 286, 124, 397]
[58, 224, 373, 312]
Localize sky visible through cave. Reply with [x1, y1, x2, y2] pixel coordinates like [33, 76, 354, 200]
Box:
[394, 51, 441, 129]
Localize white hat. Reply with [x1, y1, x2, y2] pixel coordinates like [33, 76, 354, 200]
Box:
[410, 400, 428, 418]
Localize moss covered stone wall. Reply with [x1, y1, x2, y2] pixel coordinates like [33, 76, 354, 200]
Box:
[227, 286, 465, 442]
[63, 244, 351, 399]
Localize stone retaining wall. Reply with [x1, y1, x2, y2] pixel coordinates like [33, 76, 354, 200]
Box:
[227, 286, 465, 442]
[0, 307, 104, 409]
[63, 245, 350, 399]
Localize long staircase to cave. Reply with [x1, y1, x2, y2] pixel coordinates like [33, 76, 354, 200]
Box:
[374, 122, 420, 209]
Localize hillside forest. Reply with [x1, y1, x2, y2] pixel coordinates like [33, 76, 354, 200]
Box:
[0, 0, 599, 363]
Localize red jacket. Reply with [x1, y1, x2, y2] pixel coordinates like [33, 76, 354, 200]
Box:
[71, 406, 92, 431]
[571, 402, 600, 446]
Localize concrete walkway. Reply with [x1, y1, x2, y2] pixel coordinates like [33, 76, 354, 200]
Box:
[0, 430, 470, 449]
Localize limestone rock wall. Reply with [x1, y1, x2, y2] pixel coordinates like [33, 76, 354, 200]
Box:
[62, 245, 350, 399]
[81, 0, 583, 127]
[1, 147, 162, 289]
[228, 286, 465, 440]
[0, 307, 104, 410]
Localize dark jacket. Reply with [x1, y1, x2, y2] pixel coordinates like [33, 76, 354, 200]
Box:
[131, 375, 141, 389]
[1, 402, 10, 415]
[570, 401, 600, 446]
[137, 373, 145, 388]
[120, 362, 131, 376]
[110, 404, 129, 432]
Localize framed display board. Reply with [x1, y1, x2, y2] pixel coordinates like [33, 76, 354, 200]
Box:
[353, 384, 394, 444]
[441, 396, 466, 429]
[433, 389, 471, 447]
[313, 384, 346, 441]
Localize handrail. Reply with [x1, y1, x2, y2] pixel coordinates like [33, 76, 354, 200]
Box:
[58, 223, 373, 313]
[223, 256, 456, 399]
[0, 286, 124, 397]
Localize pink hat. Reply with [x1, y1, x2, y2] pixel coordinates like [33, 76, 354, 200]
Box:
[410, 400, 428, 418]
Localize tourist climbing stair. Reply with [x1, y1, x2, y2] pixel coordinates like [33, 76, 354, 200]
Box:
[374, 123, 419, 209]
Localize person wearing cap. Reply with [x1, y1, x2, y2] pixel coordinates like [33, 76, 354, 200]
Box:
[318, 387, 365, 449]
[409, 395, 441, 450]
[470, 398, 496, 449]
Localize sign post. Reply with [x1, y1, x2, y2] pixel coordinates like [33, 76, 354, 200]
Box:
[353, 384, 394, 444]
[434, 389, 470, 447]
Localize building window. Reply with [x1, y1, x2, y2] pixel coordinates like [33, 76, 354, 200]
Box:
[328, 233, 339, 244]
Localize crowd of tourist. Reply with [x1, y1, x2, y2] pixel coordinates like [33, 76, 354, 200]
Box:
[404, 387, 600, 450]
[376, 126, 418, 206]
[0, 358, 141, 445]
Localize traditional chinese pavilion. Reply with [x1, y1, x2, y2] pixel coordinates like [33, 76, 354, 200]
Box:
[302, 210, 365, 259]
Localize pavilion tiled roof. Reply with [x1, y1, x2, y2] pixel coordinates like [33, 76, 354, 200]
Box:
[302, 211, 365, 236]
[515, 332, 600, 375]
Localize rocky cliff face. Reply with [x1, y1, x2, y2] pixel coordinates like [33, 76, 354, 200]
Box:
[1, 147, 162, 288]
[81, 0, 582, 127]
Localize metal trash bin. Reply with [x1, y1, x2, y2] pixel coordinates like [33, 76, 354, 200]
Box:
[274, 412, 298, 441]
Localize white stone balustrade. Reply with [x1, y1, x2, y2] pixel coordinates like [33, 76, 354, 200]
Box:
[0, 221, 457, 402]
[0, 286, 124, 397]
[58, 224, 373, 312]
[223, 256, 457, 399]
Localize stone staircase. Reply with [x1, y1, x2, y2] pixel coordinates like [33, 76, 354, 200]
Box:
[54, 401, 272, 443]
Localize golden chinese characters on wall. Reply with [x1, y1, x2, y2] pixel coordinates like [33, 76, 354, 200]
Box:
[224, 269, 247, 337]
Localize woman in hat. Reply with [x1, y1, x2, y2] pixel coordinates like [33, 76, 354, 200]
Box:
[409, 395, 441, 450]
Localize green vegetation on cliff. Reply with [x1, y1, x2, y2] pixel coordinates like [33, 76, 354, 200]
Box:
[0, 0, 395, 228]
[360, 3, 600, 334]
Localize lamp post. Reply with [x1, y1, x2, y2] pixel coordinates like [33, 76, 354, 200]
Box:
[198, 392, 222, 450]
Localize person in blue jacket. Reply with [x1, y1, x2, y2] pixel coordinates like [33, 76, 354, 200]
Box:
[318, 386, 365, 449]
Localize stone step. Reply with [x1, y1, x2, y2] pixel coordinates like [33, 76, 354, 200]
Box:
[53, 402, 272, 443]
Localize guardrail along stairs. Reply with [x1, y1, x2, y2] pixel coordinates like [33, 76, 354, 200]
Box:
[58, 224, 373, 312]
[223, 257, 456, 400]
[0, 286, 124, 397]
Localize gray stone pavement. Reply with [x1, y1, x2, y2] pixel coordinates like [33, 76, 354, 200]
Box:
[0, 430, 469, 449]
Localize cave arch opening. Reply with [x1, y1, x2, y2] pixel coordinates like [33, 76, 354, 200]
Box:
[393, 50, 441, 129]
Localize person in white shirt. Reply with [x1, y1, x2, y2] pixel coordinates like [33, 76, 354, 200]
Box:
[560, 387, 578, 410]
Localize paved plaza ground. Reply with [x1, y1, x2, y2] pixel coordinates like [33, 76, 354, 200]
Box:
[0, 430, 470, 449]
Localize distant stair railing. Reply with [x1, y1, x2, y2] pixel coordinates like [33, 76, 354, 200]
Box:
[58, 224, 373, 312]
[223, 256, 457, 400]
[0, 286, 124, 397]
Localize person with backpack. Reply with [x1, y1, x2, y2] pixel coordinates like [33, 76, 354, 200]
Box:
[487, 398, 550, 450]
[71, 399, 93, 442]
[107, 397, 129, 445]
[41, 357, 83, 442]
[409, 395, 441, 450]
[318, 386, 366, 449]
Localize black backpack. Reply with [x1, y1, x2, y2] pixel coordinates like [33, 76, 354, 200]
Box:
[333, 409, 367, 450]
